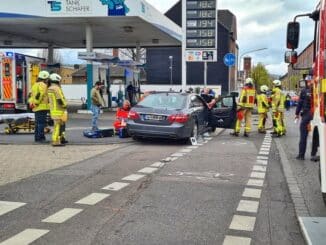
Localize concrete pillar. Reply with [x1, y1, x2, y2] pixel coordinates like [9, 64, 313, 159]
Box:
[136, 41, 141, 62]
[86, 23, 93, 110]
[48, 44, 54, 65]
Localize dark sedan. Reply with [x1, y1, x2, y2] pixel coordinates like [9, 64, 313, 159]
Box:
[127, 92, 237, 142]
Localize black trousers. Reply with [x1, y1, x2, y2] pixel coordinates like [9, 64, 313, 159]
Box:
[298, 113, 312, 157]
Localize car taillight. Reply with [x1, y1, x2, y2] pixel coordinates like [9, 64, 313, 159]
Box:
[128, 110, 140, 120]
[3, 103, 15, 109]
[168, 114, 189, 123]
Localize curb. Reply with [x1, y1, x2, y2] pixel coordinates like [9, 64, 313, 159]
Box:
[274, 138, 311, 243]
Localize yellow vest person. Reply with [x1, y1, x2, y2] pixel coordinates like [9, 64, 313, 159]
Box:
[48, 73, 68, 146]
[231, 77, 256, 137]
[271, 80, 286, 137]
[28, 70, 50, 143]
[257, 85, 270, 133]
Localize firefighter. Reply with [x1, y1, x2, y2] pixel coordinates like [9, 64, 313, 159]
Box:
[29, 70, 50, 143]
[271, 79, 286, 137]
[231, 77, 256, 137]
[257, 85, 270, 133]
[47, 73, 68, 146]
[295, 79, 313, 160]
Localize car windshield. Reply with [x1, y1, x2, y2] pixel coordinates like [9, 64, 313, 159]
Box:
[137, 93, 187, 110]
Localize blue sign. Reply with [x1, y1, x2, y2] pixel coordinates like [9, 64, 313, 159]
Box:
[223, 53, 236, 67]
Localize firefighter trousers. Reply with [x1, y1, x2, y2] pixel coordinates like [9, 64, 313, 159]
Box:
[272, 111, 285, 135]
[258, 113, 267, 132]
[52, 119, 65, 145]
[235, 109, 252, 133]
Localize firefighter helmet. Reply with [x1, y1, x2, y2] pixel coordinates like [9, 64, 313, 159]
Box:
[38, 70, 50, 80]
[260, 85, 269, 92]
[245, 77, 254, 85]
[49, 73, 62, 82]
[272, 79, 282, 86]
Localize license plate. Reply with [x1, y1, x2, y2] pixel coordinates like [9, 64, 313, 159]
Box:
[144, 114, 164, 121]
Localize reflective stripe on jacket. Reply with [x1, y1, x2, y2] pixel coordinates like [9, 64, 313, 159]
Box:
[28, 81, 49, 112]
[48, 84, 67, 119]
[257, 94, 269, 113]
[238, 86, 256, 109]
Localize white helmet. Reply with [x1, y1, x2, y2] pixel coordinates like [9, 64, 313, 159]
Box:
[38, 70, 50, 80]
[245, 77, 254, 85]
[260, 85, 269, 92]
[272, 79, 282, 86]
[49, 73, 62, 82]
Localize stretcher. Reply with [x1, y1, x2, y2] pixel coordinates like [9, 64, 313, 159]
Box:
[0, 113, 51, 134]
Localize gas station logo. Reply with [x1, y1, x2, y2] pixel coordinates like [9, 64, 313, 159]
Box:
[47, 0, 94, 15]
[48, 1, 62, 11]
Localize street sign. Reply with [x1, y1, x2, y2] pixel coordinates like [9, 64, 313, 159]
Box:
[223, 53, 236, 66]
[185, 0, 217, 62]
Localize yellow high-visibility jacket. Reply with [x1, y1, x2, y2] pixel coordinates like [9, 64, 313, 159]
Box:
[271, 87, 284, 112]
[238, 86, 256, 109]
[257, 93, 269, 113]
[48, 83, 67, 120]
[28, 81, 49, 112]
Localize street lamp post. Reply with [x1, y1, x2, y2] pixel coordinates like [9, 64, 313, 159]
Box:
[169, 55, 173, 86]
[237, 48, 268, 85]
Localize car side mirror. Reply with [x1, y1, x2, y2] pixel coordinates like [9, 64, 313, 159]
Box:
[287, 21, 300, 49]
[284, 51, 298, 64]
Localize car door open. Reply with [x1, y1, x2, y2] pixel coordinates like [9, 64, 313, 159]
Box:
[210, 95, 237, 129]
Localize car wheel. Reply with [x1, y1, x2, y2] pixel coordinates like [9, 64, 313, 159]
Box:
[186, 122, 198, 145]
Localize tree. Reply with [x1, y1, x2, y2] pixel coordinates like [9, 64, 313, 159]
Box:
[250, 63, 271, 90]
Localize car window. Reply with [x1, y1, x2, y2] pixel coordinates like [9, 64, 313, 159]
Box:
[215, 97, 233, 108]
[137, 93, 187, 109]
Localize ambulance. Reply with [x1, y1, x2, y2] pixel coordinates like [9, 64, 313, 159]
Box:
[0, 52, 45, 113]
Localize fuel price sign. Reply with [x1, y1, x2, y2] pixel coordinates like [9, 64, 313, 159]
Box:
[185, 0, 217, 62]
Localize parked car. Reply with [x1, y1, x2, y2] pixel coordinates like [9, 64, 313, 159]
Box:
[127, 92, 237, 143]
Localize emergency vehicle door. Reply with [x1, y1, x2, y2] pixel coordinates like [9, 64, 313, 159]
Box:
[210, 95, 237, 129]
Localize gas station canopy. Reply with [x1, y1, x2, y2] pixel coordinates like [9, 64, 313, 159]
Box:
[0, 0, 182, 48]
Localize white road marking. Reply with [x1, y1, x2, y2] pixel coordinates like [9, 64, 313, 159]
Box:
[122, 174, 146, 181]
[260, 146, 270, 150]
[259, 151, 270, 155]
[253, 165, 267, 172]
[42, 208, 83, 223]
[247, 179, 264, 187]
[257, 156, 268, 160]
[0, 201, 26, 217]
[237, 200, 259, 213]
[75, 193, 110, 205]
[204, 137, 213, 140]
[102, 182, 130, 191]
[250, 172, 266, 179]
[170, 157, 179, 161]
[161, 157, 172, 162]
[223, 235, 251, 245]
[171, 153, 184, 157]
[256, 159, 268, 165]
[229, 215, 256, 231]
[180, 148, 193, 153]
[187, 146, 199, 149]
[138, 167, 158, 174]
[151, 162, 165, 168]
[0, 229, 49, 245]
[242, 188, 262, 199]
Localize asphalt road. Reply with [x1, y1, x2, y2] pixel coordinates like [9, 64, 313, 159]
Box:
[0, 115, 305, 245]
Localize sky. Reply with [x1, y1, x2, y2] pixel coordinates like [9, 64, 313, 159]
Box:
[147, 0, 317, 75]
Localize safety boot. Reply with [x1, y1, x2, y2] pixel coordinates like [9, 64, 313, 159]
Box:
[244, 132, 249, 137]
[230, 132, 239, 137]
[52, 141, 65, 147]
